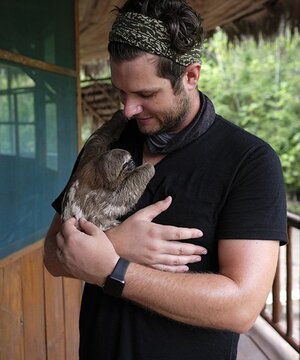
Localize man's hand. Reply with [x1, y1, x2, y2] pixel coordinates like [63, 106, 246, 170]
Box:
[106, 196, 206, 272]
[56, 218, 119, 285]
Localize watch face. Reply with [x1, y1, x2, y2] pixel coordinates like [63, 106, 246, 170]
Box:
[104, 276, 125, 297]
[103, 258, 129, 297]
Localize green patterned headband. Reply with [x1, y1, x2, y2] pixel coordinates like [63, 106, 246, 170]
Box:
[109, 12, 202, 66]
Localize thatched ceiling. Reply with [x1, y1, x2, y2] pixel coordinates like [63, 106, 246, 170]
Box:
[79, 0, 300, 65]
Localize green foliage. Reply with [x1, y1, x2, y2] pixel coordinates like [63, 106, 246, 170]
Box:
[200, 30, 300, 204]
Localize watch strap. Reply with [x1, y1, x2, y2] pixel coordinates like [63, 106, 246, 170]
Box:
[103, 257, 129, 297]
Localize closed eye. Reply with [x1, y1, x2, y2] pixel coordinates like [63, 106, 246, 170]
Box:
[139, 92, 157, 99]
[122, 158, 135, 171]
[111, 82, 159, 100]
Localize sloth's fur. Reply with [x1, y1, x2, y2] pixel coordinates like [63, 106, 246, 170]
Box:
[61, 111, 155, 230]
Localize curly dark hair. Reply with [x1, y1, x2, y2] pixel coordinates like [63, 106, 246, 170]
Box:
[108, 0, 203, 93]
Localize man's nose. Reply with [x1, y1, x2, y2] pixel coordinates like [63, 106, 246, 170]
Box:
[122, 97, 143, 118]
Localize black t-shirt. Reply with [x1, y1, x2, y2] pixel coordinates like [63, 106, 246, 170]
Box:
[52, 115, 287, 360]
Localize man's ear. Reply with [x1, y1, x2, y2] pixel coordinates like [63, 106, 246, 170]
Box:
[184, 63, 201, 91]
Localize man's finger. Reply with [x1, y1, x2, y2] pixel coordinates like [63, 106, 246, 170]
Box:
[56, 231, 65, 253]
[60, 217, 78, 237]
[152, 264, 189, 273]
[55, 246, 65, 262]
[79, 218, 103, 236]
[163, 241, 207, 256]
[153, 253, 202, 266]
[157, 224, 203, 240]
[133, 196, 172, 221]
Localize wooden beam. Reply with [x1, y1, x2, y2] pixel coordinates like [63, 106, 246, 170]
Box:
[75, 0, 83, 151]
[0, 49, 76, 78]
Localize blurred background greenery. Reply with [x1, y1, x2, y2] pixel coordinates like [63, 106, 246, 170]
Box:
[199, 29, 300, 214]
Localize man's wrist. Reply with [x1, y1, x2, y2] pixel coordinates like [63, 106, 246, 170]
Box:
[102, 257, 130, 297]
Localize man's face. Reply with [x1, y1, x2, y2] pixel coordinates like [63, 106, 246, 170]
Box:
[110, 54, 191, 135]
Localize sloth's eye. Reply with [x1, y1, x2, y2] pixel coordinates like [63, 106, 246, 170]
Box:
[122, 158, 135, 171]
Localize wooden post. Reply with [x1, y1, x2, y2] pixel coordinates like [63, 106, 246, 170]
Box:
[286, 225, 293, 337]
[272, 256, 281, 324]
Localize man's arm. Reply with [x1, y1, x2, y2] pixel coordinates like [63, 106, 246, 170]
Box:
[122, 238, 279, 333]
[55, 209, 279, 334]
[44, 197, 207, 275]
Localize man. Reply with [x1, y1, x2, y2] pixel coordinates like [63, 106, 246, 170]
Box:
[44, 0, 287, 359]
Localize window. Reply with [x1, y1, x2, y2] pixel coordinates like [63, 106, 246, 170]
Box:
[0, 67, 35, 157]
[0, 61, 77, 258]
[0, 0, 75, 69]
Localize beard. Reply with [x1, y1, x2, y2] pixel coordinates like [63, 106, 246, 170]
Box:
[134, 88, 191, 135]
[156, 92, 191, 134]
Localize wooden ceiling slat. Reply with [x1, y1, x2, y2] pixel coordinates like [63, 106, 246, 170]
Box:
[79, 0, 300, 64]
[202, 1, 268, 29]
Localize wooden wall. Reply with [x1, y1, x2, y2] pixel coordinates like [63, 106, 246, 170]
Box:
[0, 240, 82, 360]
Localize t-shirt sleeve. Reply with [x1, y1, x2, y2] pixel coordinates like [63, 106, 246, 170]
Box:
[216, 143, 287, 245]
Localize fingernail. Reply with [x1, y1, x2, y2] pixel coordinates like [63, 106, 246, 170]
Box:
[202, 249, 207, 255]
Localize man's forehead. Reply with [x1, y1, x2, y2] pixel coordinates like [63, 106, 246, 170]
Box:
[110, 54, 174, 94]
[110, 53, 159, 67]
[111, 56, 161, 79]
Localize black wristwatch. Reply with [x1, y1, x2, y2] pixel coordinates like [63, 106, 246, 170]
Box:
[103, 258, 129, 297]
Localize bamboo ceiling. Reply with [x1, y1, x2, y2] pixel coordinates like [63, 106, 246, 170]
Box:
[79, 0, 300, 65]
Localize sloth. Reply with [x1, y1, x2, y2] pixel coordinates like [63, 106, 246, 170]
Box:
[61, 111, 155, 230]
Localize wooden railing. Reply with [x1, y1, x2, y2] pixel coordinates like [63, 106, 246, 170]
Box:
[261, 212, 300, 353]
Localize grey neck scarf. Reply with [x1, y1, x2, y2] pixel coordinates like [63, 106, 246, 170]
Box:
[146, 92, 215, 154]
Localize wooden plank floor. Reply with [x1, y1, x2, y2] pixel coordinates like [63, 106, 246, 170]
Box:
[237, 316, 299, 360]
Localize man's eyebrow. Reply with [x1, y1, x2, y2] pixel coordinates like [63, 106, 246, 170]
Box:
[111, 83, 160, 94]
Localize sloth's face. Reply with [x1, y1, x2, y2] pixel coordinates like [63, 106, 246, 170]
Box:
[98, 149, 136, 186]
